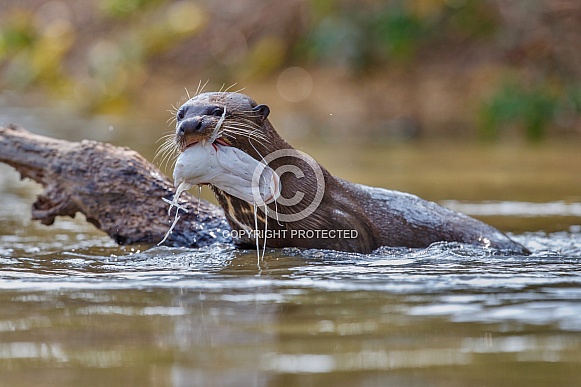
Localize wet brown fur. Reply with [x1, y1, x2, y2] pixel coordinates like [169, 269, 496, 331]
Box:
[169, 92, 528, 254]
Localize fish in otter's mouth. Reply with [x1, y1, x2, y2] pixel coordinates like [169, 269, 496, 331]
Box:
[173, 141, 280, 206]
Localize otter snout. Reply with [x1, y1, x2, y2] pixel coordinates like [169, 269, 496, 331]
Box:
[176, 116, 215, 151]
[178, 117, 208, 137]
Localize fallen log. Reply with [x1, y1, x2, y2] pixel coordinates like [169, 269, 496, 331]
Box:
[0, 124, 231, 247]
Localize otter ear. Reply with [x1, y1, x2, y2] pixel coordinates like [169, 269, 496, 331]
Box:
[252, 104, 270, 121]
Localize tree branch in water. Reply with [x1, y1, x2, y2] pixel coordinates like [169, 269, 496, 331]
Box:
[0, 124, 230, 247]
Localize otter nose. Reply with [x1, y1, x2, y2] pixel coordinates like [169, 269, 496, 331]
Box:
[178, 117, 207, 136]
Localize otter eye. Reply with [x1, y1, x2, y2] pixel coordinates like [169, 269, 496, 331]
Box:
[176, 109, 185, 120]
[211, 107, 223, 117]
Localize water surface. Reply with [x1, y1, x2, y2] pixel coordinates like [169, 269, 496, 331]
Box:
[1, 106, 581, 386]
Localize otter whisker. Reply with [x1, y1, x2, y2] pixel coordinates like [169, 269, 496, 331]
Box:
[160, 134, 176, 145]
[156, 133, 174, 143]
[225, 129, 265, 140]
[154, 141, 173, 161]
[223, 121, 268, 136]
[222, 124, 265, 137]
[156, 151, 177, 171]
[225, 119, 262, 130]
[228, 114, 262, 123]
[225, 122, 265, 134]
[155, 134, 176, 149]
[225, 133, 269, 147]
[222, 131, 269, 148]
[226, 134, 269, 148]
[221, 131, 262, 147]
[156, 143, 178, 163]
[221, 132, 237, 141]
[222, 127, 271, 145]
[154, 142, 173, 158]
[167, 103, 182, 125]
[155, 142, 173, 154]
[168, 104, 179, 116]
[195, 80, 210, 98]
[222, 83, 241, 93]
[155, 136, 173, 150]
[154, 137, 180, 170]
[227, 121, 266, 135]
[223, 120, 256, 130]
[235, 109, 268, 119]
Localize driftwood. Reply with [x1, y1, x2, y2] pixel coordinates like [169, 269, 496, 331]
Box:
[0, 124, 231, 247]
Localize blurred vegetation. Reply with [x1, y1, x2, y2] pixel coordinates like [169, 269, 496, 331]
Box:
[298, 0, 497, 70]
[0, 0, 580, 141]
[479, 80, 556, 141]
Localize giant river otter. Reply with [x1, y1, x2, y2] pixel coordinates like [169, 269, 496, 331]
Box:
[158, 91, 528, 255]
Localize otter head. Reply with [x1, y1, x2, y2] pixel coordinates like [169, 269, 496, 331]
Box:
[174, 92, 274, 156]
[167, 92, 285, 222]
[163, 91, 356, 251]
[164, 91, 328, 249]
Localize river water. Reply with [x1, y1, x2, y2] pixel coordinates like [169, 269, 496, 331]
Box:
[1, 106, 581, 386]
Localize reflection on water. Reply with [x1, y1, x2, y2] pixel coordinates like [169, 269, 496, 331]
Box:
[2, 107, 581, 386]
[1, 211, 581, 386]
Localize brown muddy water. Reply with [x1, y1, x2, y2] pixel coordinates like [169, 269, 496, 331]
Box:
[1, 104, 581, 387]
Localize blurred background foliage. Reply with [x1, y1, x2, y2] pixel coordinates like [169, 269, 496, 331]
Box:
[1, 0, 581, 142]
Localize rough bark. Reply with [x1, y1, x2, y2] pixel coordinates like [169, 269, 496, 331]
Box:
[0, 124, 231, 247]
